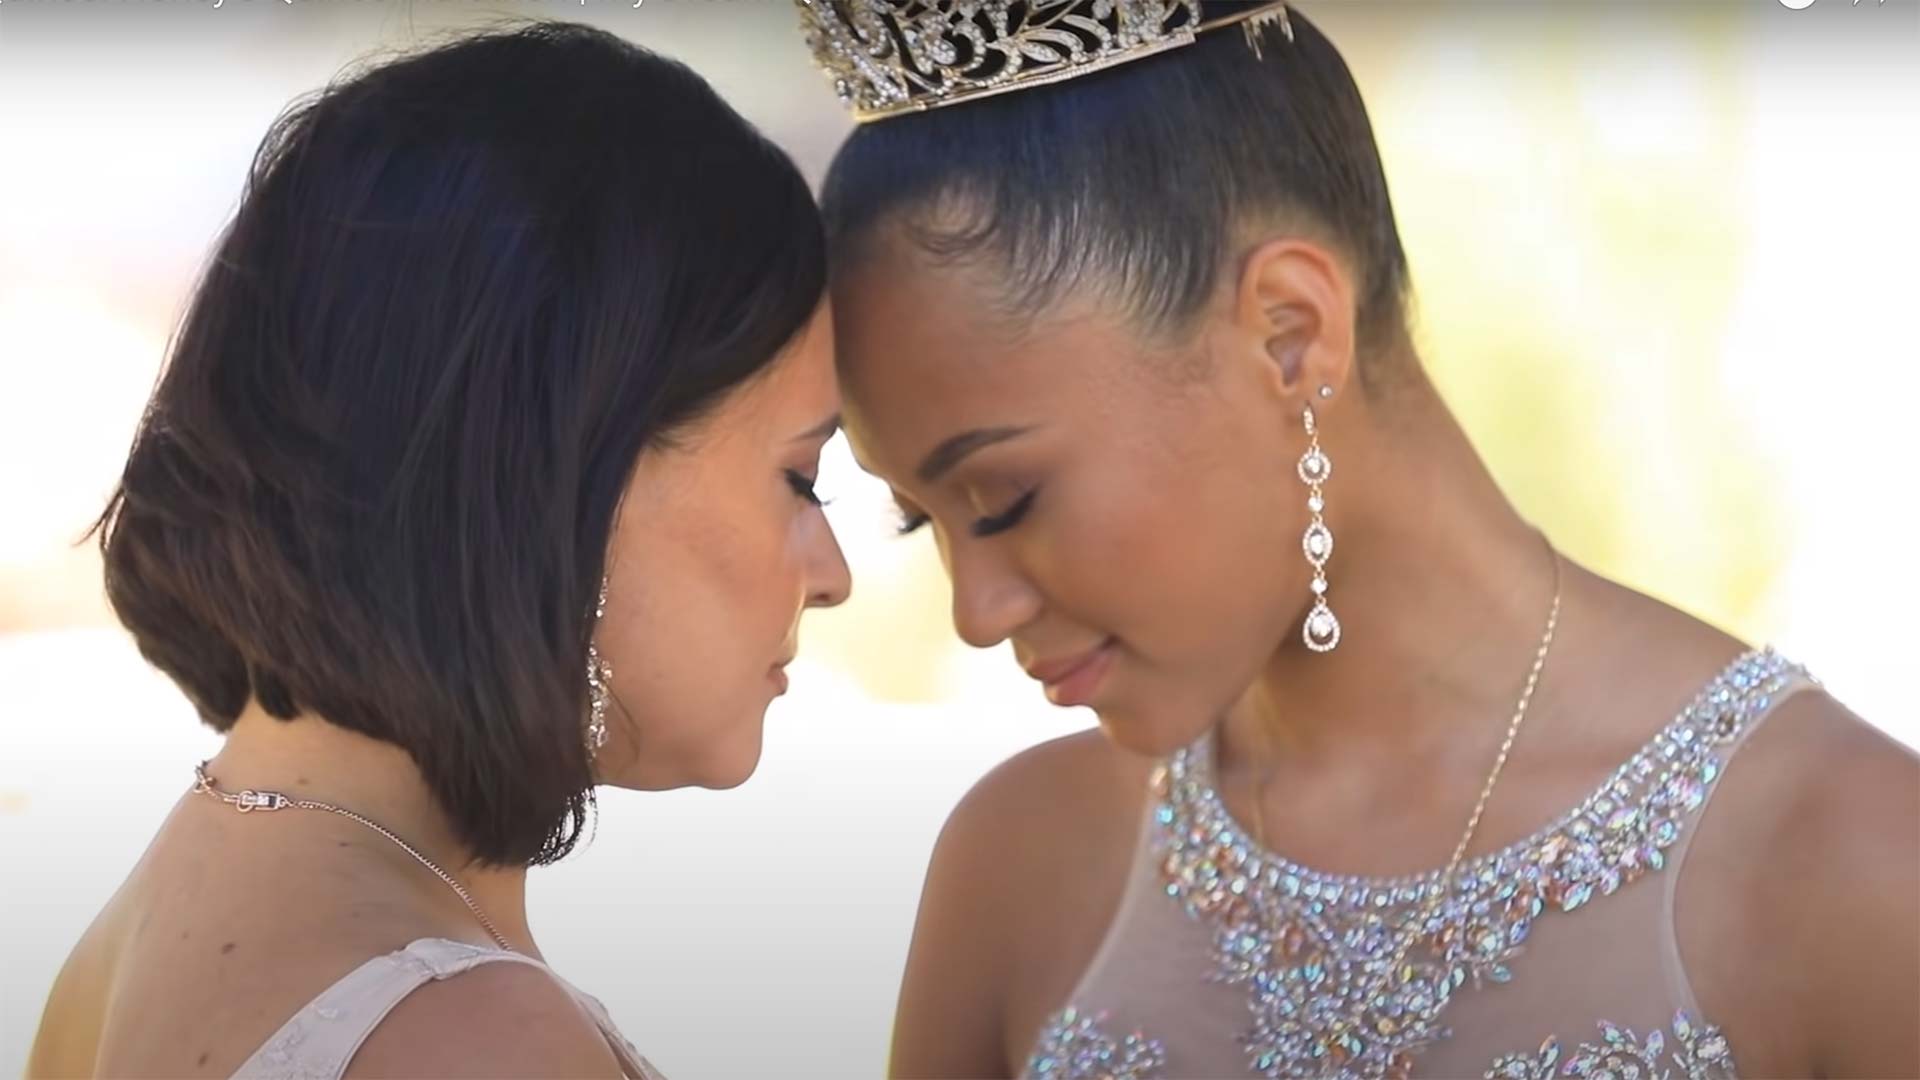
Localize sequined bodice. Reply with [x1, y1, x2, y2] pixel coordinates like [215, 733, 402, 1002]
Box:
[1025, 649, 1813, 1080]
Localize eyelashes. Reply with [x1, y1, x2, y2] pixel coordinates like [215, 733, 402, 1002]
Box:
[785, 470, 826, 508]
[895, 490, 1037, 539]
[971, 490, 1036, 537]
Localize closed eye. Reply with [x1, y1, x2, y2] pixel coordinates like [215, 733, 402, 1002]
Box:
[895, 491, 1037, 538]
[970, 490, 1036, 538]
[785, 469, 827, 507]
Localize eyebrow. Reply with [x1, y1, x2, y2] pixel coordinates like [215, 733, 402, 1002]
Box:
[794, 413, 841, 443]
[916, 425, 1033, 485]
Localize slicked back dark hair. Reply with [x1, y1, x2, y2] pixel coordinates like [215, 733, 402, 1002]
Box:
[95, 22, 826, 865]
[821, 3, 1409, 373]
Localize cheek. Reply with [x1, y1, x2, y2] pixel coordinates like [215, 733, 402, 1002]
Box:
[1043, 438, 1298, 649]
[603, 494, 801, 729]
[663, 499, 802, 662]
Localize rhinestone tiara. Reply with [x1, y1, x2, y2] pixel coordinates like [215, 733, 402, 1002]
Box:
[794, 0, 1293, 124]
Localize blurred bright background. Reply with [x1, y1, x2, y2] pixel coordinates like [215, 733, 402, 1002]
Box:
[1, 1, 1916, 1077]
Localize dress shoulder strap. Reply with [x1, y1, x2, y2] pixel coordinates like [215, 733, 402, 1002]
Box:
[231, 939, 581, 1079]
[1657, 663, 1823, 1012]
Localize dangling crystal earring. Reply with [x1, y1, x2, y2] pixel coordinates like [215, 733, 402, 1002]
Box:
[584, 576, 612, 755]
[1299, 400, 1340, 652]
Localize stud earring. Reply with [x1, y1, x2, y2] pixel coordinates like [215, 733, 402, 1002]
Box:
[1299, 404, 1340, 652]
[585, 576, 612, 755]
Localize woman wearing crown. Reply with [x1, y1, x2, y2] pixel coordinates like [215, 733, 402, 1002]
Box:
[792, 2, 1920, 1078]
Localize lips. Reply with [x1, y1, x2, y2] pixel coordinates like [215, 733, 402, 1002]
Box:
[770, 652, 796, 696]
[1023, 638, 1116, 707]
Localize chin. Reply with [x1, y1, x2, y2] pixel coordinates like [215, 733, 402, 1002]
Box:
[691, 716, 768, 790]
[698, 758, 759, 791]
[597, 711, 768, 791]
[1092, 701, 1212, 760]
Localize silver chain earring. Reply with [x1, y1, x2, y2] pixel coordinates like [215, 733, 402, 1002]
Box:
[585, 576, 612, 755]
[1299, 400, 1340, 652]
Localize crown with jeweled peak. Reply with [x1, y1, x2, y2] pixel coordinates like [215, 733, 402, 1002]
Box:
[794, 0, 1293, 124]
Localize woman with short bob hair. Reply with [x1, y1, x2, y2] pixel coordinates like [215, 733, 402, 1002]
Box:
[30, 22, 850, 1078]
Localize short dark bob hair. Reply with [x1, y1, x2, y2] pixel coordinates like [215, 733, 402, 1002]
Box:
[94, 22, 826, 865]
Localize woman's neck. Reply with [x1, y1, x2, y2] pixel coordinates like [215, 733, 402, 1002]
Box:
[204, 706, 535, 951]
[1225, 382, 1566, 775]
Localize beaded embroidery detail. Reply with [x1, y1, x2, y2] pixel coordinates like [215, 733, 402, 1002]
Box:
[1027, 1007, 1169, 1080]
[1023, 649, 1805, 1079]
[1485, 1011, 1736, 1080]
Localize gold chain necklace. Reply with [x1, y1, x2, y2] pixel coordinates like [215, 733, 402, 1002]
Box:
[192, 762, 513, 952]
[1250, 545, 1563, 1065]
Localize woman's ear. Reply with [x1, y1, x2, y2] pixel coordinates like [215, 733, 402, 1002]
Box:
[1233, 237, 1357, 404]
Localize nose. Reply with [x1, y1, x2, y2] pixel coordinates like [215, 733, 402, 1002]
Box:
[945, 537, 1041, 649]
[806, 520, 853, 610]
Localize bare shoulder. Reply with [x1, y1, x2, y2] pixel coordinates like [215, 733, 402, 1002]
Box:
[948, 727, 1155, 854]
[27, 919, 115, 1079]
[1694, 687, 1919, 1077]
[1749, 689, 1917, 886]
[932, 727, 1157, 937]
[890, 728, 1156, 1079]
[1764, 693, 1918, 1077]
[345, 959, 624, 1079]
